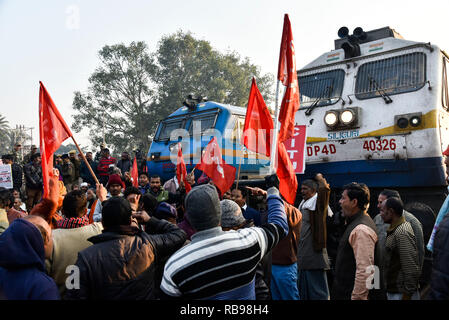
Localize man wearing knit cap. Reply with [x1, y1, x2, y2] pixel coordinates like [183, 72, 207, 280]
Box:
[92, 174, 125, 222]
[161, 181, 289, 299]
[220, 199, 247, 230]
[106, 174, 125, 197]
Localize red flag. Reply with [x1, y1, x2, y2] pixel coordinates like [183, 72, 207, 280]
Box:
[195, 137, 236, 195]
[39, 82, 73, 198]
[176, 143, 192, 194]
[242, 78, 274, 157]
[277, 14, 300, 143]
[131, 157, 139, 187]
[276, 140, 298, 205]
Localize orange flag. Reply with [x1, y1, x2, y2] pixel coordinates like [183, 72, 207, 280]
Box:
[39, 82, 73, 198]
[176, 143, 192, 194]
[277, 14, 300, 143]
[131, 157, 139, 187]
[242, 78, 274, 157]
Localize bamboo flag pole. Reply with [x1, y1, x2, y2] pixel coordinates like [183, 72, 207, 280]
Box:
[236, 118, 243, 189]
[236, 153, 243, 189]
[270, 80, 282, 174]
[71, 137, 100, 185]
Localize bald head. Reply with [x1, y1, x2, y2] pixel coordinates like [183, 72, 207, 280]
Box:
[22, 215, 53, 259]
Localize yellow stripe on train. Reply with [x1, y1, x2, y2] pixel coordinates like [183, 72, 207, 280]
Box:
[305, 109, 437, 143]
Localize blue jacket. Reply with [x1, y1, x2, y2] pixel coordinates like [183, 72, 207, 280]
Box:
[138, 183, 151, 195]
[429, 214, 449, 299]
[0, 219, 60, 300]
[242, 205, 262, 226]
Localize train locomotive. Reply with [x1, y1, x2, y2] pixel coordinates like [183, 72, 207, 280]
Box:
[296, 26, 449, 215]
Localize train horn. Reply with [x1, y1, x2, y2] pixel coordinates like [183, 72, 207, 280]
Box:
[338, 26, 349, 39]
[353, 27, 367, 41]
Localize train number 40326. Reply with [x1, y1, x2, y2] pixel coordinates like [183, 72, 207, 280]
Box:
[363, 139, 397, 152]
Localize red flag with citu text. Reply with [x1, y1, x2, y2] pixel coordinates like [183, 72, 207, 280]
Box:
[241, 77, 298, 204]
[131, 157, 139, 187]
[176, 143, 192, 194]
[276, 140, 298, 205]
[195, 137, 236, 195]
[277, 14, 300, 143]
[39, 82, 73, 198]
[242, 78, 274, 157]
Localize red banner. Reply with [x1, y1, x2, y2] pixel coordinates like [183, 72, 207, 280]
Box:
[283, 125, 307, 174]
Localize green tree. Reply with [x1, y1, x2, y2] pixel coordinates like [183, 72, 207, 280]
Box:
[0, 114, 11, 155]
[72, 41, 157, 153]
[152, 31, 273, 121]
[72, 31, 274, 153]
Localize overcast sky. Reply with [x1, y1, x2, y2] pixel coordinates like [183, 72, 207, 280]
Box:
[1, 0, 449, 151]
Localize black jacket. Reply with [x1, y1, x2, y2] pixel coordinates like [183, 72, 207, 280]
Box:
[65, 218, 187, 300]
[11, 163, 23, 190]
[23, 163, 43, 189]
[80, 160, 97, 186]
[117, 159, 131, 174]
[429, 214, 449, 299]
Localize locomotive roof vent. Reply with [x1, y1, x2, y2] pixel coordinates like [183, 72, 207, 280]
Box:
[335, 26, 404, 59]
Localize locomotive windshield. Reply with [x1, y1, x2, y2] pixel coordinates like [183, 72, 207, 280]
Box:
[355, 52, 426, 99]
[298, 69, 345, 108]
[188, 111, 219, 135]
[155, 119, 185, 141]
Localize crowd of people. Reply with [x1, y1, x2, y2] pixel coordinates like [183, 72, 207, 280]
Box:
[0, 142, 448, 301]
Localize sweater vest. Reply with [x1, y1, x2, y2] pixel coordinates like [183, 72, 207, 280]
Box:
[331, 211, 380, 300]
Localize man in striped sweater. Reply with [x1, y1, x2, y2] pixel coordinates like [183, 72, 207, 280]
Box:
[160, 183, 288, 299]
[380, 197, 420, 300]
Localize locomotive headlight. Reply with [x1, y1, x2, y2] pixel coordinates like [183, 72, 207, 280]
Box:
[151, 152, 161, 160]
[410, 116, 421, 127]
[394, 112, 422, 131]
[324, 111, 338, 127]
[397, 117, 409, 129]
[340, 109, 355, 125]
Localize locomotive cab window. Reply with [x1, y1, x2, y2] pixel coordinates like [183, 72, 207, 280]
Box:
[231, 116, 246, 141]
[188, 112, 219, 135]
[156, 119, 186, 141]
[355, 52, 426, 100]
[298, 69, 345, 108]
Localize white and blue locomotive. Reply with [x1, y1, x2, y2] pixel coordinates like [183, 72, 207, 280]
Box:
[297, 26, 449, 213]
